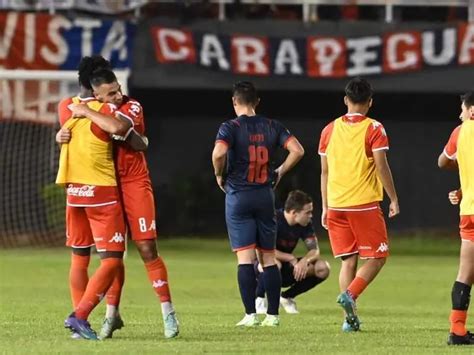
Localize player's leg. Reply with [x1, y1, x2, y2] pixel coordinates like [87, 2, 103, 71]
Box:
[448, 216, 474, 345]
[279, 262, 299, 314]
[254, 262, 267, 314]
[255, 188, 280, 326]
[66, 203, 125, 340]
[226, 191, 259, 327]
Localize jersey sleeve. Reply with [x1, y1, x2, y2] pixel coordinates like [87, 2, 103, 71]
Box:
[302, 223, 319, 250]
[273, 120, 293, 148]
[215, 121, 235, 147]
[318, 121, 334, 156]
[443, 125, 461, 160]
[57, 98, 73, 126]
[367, 121, 389, 152]
[118, 100, 144, 128]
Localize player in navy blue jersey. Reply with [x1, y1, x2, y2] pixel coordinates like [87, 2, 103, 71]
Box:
[255, 190, 330, 314]
[212, 81, 304, 327]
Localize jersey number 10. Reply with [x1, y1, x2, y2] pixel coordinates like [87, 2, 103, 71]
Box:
[248, 145, 269, 183]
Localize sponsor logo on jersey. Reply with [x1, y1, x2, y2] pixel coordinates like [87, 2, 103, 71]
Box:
[67, 184, 96, 197]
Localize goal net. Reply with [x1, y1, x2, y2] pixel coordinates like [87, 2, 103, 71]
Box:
[0, 69, 129, 247]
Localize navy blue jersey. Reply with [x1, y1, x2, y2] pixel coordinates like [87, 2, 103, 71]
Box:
[215, 115, 292, 192]
[276, 209, 318, 254]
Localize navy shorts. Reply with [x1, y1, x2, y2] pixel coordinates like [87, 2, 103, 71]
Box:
[225, 187, 276, 252]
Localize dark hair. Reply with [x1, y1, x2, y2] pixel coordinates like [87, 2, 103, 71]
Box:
[77, 56, 111, 90]
[345, 77, 373, 104]
[232, 81, 259, 106]
[90, 68, 118, 88]
[461, 91, 474, 109]
[284, 190, 313, 212]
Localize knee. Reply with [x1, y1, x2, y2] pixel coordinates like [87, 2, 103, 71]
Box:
[315, 260, 331, 279]
[135, 240, 158, 263]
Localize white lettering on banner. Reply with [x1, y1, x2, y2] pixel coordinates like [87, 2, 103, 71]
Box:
[66, 185, 96, 197]
[422, 29, 456, 66]
[232, 37, 268, 74]
[158, 28, 191, 61]
[0, 12, 17, 59]
[200, 34, 230, 70]
[386, 33, 419, 71]
[25, 14, 35, 63]
[74, 18, 102, 58]
[310, 38, 343, 76]
[274, 39, 302, 75]
[41, 16, 71, 65]
[347, 37, 382, 76]
[459, 24, 474, 64]
[101, 21, 128, 61]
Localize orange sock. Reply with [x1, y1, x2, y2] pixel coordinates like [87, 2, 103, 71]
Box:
[75, 258, 123, 320]
[450, 310, 468, 336]
[69, 254, 90, 308]
[347, 277, 368, 300]
[106, 262, 125, 307]
[145, 257, 171, 303]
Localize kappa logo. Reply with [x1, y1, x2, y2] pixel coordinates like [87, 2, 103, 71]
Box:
[109, 232, 125, 243]
[152, 279, 168, 288]
[376, 242, 389, 253]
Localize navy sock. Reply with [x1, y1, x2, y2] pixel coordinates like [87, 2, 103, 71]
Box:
[255, 272, 265, 298]
[263, 265, 281, 315]
[237, 264, 257, 314]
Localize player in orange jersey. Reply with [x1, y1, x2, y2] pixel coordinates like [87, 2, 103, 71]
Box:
[57, 68, 179, 339]
[438, 91, 474, 346]
[56, 56, 133, 340]
[318, 77, 399, 332]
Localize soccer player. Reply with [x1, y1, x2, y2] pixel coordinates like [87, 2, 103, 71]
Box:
[58, 68, 179, 339]
[56, 56, 131, 340]
[212, 81, 304, 327]
[318, 77, 399, 332]
[255, 190, 330, 314]
[438, 91, 474, 346]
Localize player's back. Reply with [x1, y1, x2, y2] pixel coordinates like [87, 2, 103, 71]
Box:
[220, 114, 291, 192]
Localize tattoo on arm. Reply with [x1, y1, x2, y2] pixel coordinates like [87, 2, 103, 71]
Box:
[304, 237, 318, 251]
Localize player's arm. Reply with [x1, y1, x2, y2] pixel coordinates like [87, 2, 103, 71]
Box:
[373, 150, 400, 218]
[301, 237, 320, 264]
[438, 152, 458, 170]
[439, 126, 460, 170]
[69, 103, 130, 135]
[320, 155, 329, 230]
[275, 250, 298, 265]
[274, 137, 305, 188]
[212, 141, 228, 193]
[124, 131, 149, 151]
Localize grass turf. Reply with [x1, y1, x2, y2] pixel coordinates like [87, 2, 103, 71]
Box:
[0, 237, 473, 354]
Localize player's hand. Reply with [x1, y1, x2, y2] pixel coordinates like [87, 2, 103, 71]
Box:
[388, 200, 400, 218]
[321, 209, 328, 230]
[68, 103, 90, 117]
[216, 175, 226, 193]
[273, 166, 284, 189]
[293, 259, 309, 282]
[448, 189, 462, 205]
[56, 128, 71, 144]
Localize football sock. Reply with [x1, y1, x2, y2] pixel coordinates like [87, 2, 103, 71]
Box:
[75, 257, 123, 320]
[347, 276, 368, 300]
[69, 254, 90, 308]
[106, 261, 125, 313]
[263, 265, 281, 315]
[237, 264, 257, 314]
[450, 281, 471, 336]
[255, 272, 265, 298]
[161, 301, 175, 317]
[145, 257, 171, 303]
[281, 275, 325, 299]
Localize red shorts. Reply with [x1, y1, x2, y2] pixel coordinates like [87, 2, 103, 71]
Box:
[66, 202, 126, 252]
[120, 179, 157, 241]
[460, 215, 474, 242]
[327, 204, 389, 259]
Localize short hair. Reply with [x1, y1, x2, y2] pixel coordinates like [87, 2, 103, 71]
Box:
[77, 56, 111, 90]
[90, 68, 118, 88]
[345, 77, 373, 104]
[284, 190, 313, 212]
[232, 81, 259, 106]
[461, 91, 474, 109]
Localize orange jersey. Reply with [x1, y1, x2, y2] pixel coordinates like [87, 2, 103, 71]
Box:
[57, 96, 120, 207]
[114, 96, 150, 183]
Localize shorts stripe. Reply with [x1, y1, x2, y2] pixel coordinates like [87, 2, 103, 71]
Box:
[334, 251, 359, 259]
[232, 243, 256, 252]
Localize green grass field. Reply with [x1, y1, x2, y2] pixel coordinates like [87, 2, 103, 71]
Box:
[0, 237, 473, 354]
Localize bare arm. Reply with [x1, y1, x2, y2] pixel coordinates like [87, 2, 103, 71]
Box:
[275, 250, 298, 265]
[320, 155, 328, 229]
[69, 104, 130, 136]
[124, 131, 149, 152]
[212, 142, 228, 192]
[373, 150, 399, 218]
[438, 152, 458, 170]
[274, 137, 305, 188]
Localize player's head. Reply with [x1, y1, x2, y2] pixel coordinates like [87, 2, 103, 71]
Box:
[344, 77, 373, 111]
[284, 190, 313, 227]
[77, 55, 111, 91]
[460, 91, 474, 122]
[232, 81, 260, 110]
[90, 68, 123, 106]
